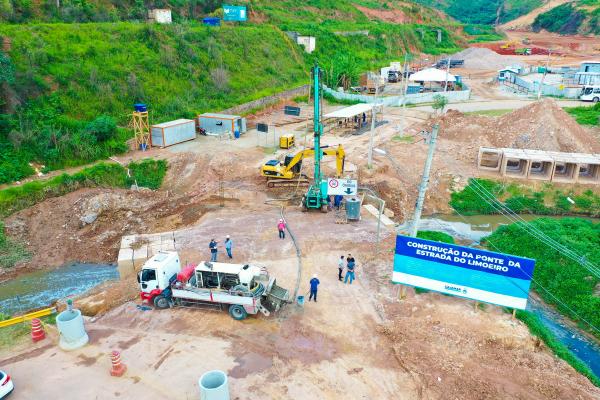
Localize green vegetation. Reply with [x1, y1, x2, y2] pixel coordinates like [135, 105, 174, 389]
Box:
[0, 159, 167, 219]
[431, 94, 448, 114]
[514, 309, 600, 386]
[0, 220, 30, 268]
[464, 109, 512, 117]
[565, 103, 600, 126]
[0, 0, 221, 22]
[415, 0, 542, 25]
[484, 218, 600, 340]
[323, 92, 362, 106]
[0, 1, 467, 185]
[463, 24, 505, 43]
[0, 312, 56, 349]
[0, 23, 307, 183]
[532, 3, 585, 34]
[532, 1, 600, 35]
[392, 135, 415, 143]
[417, 230, 455, 244]
[450, 178, 600, 216]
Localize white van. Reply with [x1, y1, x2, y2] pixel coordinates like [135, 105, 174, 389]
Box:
[579, 86, 600, 102]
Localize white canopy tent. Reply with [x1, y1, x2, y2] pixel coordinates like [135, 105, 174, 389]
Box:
[323, 103, 373, 119]
[409, 68, 456, 83]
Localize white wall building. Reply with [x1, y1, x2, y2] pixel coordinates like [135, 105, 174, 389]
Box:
[148, 9, 172, 24]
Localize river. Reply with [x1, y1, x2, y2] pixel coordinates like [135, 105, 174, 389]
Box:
[0, 263, 118, 316]
[419, 214, 600, 378]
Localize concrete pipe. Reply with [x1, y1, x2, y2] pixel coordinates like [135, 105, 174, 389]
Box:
[56, 308, 89, 351]
[199, 370, 230, 400]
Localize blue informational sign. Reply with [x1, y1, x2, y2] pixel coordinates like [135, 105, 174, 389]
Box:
[393, 235, 535, 309]
[223, 5, 247, 21]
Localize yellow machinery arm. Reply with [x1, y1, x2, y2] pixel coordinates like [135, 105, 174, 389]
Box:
[261, 144, 345, 180]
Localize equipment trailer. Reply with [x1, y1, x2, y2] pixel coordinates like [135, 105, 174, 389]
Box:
[138, 251, 290, 320]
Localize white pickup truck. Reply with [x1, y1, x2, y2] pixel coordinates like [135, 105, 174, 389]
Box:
[138, 251, 290, 320]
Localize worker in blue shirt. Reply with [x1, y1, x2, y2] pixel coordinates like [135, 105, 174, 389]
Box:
[308, 274, 320, 302]
[209, 238, 218, 262]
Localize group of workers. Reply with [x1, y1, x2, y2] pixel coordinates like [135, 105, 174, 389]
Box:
[308, 254, 357, 303]
[207, 217, 357, 305]
[207, 218, 287, 262]
[208, 236, 233, 262]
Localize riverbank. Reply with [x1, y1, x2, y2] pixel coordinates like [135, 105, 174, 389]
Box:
[418, 213, 600, 385]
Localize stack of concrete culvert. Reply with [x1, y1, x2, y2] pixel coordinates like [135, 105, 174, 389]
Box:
[477, 147, 600, 184]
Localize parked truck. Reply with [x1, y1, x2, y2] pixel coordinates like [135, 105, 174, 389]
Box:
[360, 72, 385, 94]
[138, 251, 290, 320]
[580, 86, 600, 102]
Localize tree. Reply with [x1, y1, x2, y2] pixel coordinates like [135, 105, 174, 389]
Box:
[85, 115, 117, 142]
[432, 94, 448, 115]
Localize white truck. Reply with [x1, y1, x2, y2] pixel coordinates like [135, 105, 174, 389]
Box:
[579, 86, 600, 102]
[138, 251, 290, 320]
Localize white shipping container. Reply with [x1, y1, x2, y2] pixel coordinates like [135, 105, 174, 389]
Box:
[151, 119, 196, 148]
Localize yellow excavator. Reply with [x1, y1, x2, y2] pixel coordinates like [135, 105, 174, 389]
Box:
[260, 144, 345, 188]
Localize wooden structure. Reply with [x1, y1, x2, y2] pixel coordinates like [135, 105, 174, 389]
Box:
[132, 111, 151, 150]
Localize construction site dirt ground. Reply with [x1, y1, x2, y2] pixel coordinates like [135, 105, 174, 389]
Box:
[2, 207, 600, 399]
[2, 44, 600, 396]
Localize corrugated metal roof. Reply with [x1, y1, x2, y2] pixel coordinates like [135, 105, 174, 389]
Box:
[199, 113, 241, 119]
[152, 118, 194, 128]
[323, 103, 373, 119]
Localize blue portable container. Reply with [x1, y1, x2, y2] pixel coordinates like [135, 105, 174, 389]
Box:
[203, 17, 221, 26]
[234, 130, 240, 139]
[134, 103, 147, 112]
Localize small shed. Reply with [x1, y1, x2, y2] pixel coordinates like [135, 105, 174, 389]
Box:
[580, 61, 600, 73]
[297, 36, 316, 53]
[147, 9, 172, 24]
[198, 113, 247, 136]
[151, 119, 196, 148]
[498, 68, 519, 82]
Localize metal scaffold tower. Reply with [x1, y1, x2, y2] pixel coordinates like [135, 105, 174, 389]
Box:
[132, 107, 150, 150]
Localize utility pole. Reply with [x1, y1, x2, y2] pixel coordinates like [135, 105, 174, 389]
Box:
[398, 53, 410, 138]
[444, 55, 451, 92]
[368, 82, 380, 168]
[409, 124, 439, 237]
[537, 49, 552, 100]
[367, 104, 375, 168]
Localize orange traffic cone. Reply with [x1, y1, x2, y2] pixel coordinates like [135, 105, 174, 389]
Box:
[110, 350, 127, 377]
[31, 318, 45, 342]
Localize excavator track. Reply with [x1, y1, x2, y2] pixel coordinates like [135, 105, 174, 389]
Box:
[266, 178, 309, 188]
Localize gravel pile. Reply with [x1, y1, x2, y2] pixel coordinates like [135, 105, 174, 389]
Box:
[451, 47, 516, 70]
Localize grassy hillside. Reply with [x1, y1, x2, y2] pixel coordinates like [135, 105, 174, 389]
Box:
[0, 0, 221, 23]
[415, 0, 543, 25]
[0, 1, 465, 184]
[533, 1, 600, 34]
[0, 23, 307, 182]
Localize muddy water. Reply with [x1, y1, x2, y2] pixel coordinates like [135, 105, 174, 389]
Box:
[0, 263, 118, 316]
[420, 213, 600, 378]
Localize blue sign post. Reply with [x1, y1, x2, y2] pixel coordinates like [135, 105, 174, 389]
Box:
[393, 235, 535, 309]
[223, 5, 247, 21]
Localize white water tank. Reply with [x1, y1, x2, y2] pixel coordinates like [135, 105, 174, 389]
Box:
[56, 307, 89, 351]
[199, 370, 230, 400]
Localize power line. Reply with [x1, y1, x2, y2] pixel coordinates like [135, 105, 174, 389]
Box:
[445, 201, 600, 335]
[467, 179, 600, 278]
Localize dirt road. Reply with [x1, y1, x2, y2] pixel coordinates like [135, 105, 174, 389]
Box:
[2, 207, 599, 399]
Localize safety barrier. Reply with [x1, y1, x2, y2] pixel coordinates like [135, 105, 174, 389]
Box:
[0, 307, 56, 328]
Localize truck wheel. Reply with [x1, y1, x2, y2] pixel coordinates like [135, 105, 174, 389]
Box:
[229, 304, 248, 320]
[153, 295, 169, 309]
[594, 97, 599, 103]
